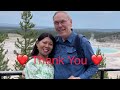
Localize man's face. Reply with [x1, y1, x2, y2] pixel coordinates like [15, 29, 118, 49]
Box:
[53, 13, 72, 38]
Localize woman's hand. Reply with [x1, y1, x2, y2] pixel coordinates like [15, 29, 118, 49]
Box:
[22, 64, 26, 79]
[22, 71, 25, 79]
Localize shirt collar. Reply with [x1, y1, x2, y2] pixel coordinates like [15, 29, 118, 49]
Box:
[56, 30, 77, 44]
[67, 31, 76, 43]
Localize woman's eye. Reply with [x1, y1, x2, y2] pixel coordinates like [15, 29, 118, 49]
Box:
[43, 42, 47, 44]
[49, 43, 53, 46]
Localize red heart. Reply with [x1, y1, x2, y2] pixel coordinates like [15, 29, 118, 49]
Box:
[91, 55, 102, 65]
[17, 55, 28, 65]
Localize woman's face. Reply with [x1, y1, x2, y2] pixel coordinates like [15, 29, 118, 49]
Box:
[36, 37, 53, 57]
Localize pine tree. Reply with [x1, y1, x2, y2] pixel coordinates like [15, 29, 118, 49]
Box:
[0, 33, 9, 43]
[92, 47, 109, 79]
[14, 11, 38, 73]
[0, 42, 10, 79]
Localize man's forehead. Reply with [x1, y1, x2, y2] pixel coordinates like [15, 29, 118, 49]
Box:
[54, 12, 68, 17]
[54, 13, 70, 21]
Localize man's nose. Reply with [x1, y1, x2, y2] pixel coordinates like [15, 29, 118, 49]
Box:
[58, 23, 62, 27]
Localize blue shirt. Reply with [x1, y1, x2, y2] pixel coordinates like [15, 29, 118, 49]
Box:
[54, 31, 98, 79]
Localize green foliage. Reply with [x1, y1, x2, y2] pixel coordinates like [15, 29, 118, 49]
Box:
[14, 11, 38, 74]
[92, 47, 109, 79]
[73, 29, 120, 42]
[93, 32, 120, 42]
[0, 42, 10, 79]
[0, 33, 9, 43]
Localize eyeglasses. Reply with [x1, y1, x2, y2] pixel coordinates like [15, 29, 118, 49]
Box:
[54, 20, 68, 26]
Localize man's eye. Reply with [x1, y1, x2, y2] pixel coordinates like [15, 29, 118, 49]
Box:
[54, 22, 58, 25]
[61, 20, 65, 23]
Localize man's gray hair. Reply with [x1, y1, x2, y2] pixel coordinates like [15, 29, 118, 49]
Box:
[53, 11, 71, 20]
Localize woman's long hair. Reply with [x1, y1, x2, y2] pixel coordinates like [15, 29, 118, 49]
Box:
[31, 33, 56, 58]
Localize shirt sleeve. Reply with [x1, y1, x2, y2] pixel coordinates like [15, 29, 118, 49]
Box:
[79, 37, 98, 79]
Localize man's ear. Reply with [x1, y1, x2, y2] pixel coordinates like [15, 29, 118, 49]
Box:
[70, 18, 72, 24]
[70, 19, 72, 27]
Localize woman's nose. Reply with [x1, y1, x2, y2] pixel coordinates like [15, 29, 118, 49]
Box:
[45, 43, 49, 47]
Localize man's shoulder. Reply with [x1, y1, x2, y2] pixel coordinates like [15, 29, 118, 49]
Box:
[77, 34, 89, 43]
[55, 35, 60, 42]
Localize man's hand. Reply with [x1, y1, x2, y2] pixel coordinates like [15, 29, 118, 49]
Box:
[68, 75, 81, 79]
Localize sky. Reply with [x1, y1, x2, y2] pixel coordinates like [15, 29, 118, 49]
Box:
[0, 11, 120, 29]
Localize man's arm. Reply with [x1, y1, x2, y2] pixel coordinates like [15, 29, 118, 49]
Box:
[79, 37, 98, 79]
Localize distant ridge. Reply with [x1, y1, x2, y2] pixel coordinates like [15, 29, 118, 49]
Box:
[0, 23, 19, 27]
[0, 23, 53, 30]
[0, 23, 120, 32]
[74, 28, 120, 32]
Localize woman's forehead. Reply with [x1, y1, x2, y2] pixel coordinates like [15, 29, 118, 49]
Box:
[41, 37, 53, 42]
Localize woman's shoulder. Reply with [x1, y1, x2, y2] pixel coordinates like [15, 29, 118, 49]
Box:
[24, 58, 39, 71]
[25, 57, 43, 67]
[25, 58, 36, 66]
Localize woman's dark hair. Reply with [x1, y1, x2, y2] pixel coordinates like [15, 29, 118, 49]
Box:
[31, 32, 56, 58]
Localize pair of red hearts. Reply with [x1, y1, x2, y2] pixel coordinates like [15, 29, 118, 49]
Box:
[17, 54, 102, 66]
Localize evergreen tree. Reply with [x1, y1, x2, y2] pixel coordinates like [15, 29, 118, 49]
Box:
[0, 33, 9, 42]
[92, 47, 109, 79]
[14, 11, 38, 72]
[0, 42, 10, 79]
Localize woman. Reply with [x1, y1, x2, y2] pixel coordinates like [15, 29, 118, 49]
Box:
[23, 33, 56, 79]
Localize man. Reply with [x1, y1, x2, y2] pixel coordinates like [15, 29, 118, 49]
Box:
[53, 11, 98, 79]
